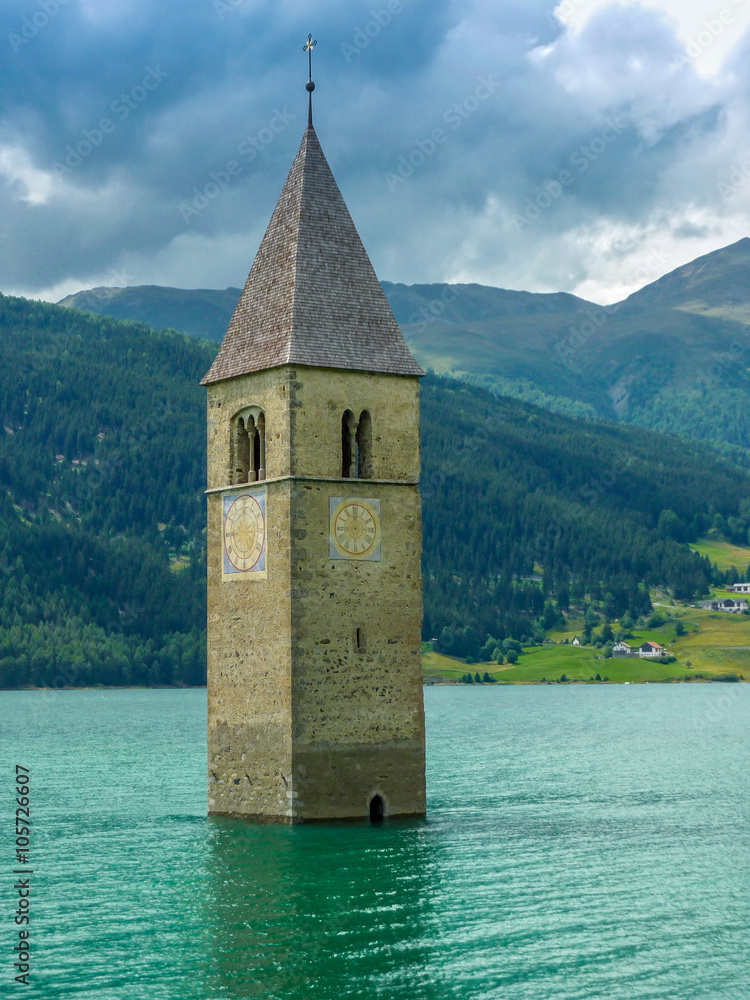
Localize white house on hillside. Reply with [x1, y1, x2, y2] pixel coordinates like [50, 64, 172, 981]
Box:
[637, 641, 664, 658]
[700, 598, 749, 613]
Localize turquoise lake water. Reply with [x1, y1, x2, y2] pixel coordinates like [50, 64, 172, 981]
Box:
[1, 685, 748, 999]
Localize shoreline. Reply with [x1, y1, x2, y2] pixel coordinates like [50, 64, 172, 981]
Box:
[1, 676, 747, 693]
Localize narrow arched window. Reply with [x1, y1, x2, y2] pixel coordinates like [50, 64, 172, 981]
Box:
[356, 410, 372, 479]
[342, 410, 356, 478]
[254, 412, 266, 481]
[234, 417, 250, 484]
[245, 415, 257, 482]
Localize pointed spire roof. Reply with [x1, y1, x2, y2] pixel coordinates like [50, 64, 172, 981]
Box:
[201, 126, 423, 385]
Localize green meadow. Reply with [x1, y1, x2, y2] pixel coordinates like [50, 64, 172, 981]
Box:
[423, 605, 749, 684]
[690, 536, 750, 573]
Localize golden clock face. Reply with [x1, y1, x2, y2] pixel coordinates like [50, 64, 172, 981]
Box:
[223, 493, 266, 572]
[330, 498, 381, 561]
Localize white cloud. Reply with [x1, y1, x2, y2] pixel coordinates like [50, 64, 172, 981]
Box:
[553, 0, 750, 78]
[0, 146, 57, 206]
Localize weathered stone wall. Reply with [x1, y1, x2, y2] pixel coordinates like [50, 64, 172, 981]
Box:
[289, 479, 425, 820]
[206, 478, 294, 819]
[207, 373, 295, 819]
[205, 366, 425, 822]
[287, 367, 421, 481]
[206, 364, 421, 485]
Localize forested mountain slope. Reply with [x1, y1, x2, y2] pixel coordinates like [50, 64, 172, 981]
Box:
[1, 294, 749, 687]
[59, 239, 750, 463]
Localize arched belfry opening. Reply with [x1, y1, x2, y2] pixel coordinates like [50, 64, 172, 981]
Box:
[341, 409, 373, 479]
[369, 794, 385, 823]
[230, 407, 266, 485]
[356, 410, 372, 479]
[255, 411, 266, 481]
[342, 410, 357, 478]
[234, 417, 251, 484]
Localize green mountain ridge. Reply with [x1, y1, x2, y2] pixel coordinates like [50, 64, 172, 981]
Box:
[57, 238, 750, 462]
[2, 292, 749, 687]
[621, 237, 750, 313]
[58, 284, 242, 342]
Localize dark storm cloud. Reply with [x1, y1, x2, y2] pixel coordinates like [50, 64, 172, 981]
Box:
[0, 0, 468, 289]
[0, 0, 748, 298]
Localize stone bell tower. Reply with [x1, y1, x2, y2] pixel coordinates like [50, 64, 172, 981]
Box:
[200, 57, 425, 822]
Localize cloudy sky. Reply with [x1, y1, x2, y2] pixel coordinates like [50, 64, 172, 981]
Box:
[1, 0, 749, 305]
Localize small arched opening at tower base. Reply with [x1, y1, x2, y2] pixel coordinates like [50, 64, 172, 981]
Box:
[369, 794, 385, 823]
[356, 410, 372, 480]
[342, 409, 356, 478]
[230, 407, 266, 485]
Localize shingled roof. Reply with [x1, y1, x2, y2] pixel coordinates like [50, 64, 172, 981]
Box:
[201, 125, 423, 385]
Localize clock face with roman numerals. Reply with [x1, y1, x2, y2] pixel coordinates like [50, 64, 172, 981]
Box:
[329, 498, 381, 562]
[223, 492, 266, 576]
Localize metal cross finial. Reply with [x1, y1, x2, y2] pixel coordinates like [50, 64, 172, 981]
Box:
[303, 33, 317, 127]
